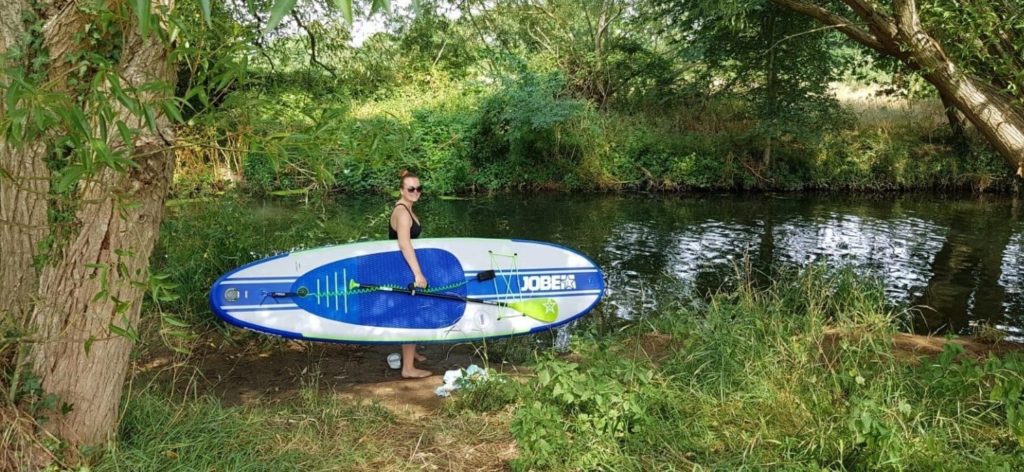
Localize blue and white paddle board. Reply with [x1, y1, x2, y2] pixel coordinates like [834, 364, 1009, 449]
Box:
[209, 238, 605, 344]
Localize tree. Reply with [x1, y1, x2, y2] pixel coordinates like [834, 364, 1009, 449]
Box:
[0, 0, 367, 450]
[1, 0, 177, 446]
[770, 0, 1024, 177]
[479, 0, 673, 107]
[655, 0, 849, 170]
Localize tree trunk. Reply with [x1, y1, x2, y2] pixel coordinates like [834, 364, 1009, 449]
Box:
[772, 0, 1024, 177]
[937, 88, 967, 143]
[1, 0, 177, 447]
[890, 0, 1024, 176]
[0, 0, 48, 329]
[29, 149, 174, 446]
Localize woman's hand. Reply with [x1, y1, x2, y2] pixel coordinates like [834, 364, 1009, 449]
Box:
[414, 274, 428, 289]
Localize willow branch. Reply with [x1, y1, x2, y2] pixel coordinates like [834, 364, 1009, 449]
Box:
[291, 11, 337, 78]
[770, 0, 894, 54]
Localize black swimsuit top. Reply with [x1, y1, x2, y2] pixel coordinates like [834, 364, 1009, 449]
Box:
[388, 203, 421, 240]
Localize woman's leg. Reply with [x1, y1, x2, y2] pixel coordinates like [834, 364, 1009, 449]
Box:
[401, 343, 431, 378]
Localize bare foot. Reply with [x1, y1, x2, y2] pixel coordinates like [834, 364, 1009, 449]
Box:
[401, 367, 432, 379]
[415, 353, 427, 362]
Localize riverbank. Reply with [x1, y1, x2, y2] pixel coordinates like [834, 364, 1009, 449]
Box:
[73, 269, 1021, 471]
[173, 80, 1018, 198]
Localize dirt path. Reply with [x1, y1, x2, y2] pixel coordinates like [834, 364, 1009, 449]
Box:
[134, 340, 527, 418]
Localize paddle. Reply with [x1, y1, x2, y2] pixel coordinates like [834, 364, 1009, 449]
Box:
[267, 270, 560, 322]
[347, 279, 559, 323]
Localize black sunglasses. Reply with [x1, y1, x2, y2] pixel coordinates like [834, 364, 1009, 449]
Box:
[405, 186, 423, 193]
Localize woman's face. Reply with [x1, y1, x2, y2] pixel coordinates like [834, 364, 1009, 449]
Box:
[401, 177, 422, 203]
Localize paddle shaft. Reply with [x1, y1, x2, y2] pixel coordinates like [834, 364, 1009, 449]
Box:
[267, 283, 510, 308]
[266, 278, 558, 322]
[364, 283, 517, 309]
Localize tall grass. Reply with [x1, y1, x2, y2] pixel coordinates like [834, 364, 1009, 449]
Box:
[496, 268, 1024, 470]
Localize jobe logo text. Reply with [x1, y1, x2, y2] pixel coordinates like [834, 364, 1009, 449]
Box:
[521, 274, 576, 291]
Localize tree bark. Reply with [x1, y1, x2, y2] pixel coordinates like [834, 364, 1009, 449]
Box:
[937, 88, 967, 142]
[772, 0, 1024, 177]
[1, 0, 177, 447]
[29, 147, 174, 446]
[0, 0, 49, 329]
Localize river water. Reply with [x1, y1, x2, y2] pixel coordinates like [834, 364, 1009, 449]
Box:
[178, 193, 1024, 336]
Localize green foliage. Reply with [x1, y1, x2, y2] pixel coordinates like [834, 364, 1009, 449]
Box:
[479, 0, 675, 107]
[469, 70, 588, 189]
[446, 370, 525, 413]
[150, 196, 388, 330]
[807, 125, 1008, 191]
[161, 0, 1023, 196]
[657, 1, 851, 163]
[922, 343, 1024, 446]
[511, 355, 655, 470]
[508, 268, 1024, 470]
[920, 0, 1024, 105]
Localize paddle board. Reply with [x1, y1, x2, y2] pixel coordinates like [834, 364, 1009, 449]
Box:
[209, 238, 605, 344]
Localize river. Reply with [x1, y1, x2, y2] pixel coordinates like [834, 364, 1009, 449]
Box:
[167, 193, 1024, 337]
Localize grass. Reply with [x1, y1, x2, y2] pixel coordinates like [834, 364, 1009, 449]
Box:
[92, 383, 517, 471]
[81, 266, 1024, 471]
[98, 389, 396, 470]
[499, 267, 1024, 470]
[6, 247, 1021, 470]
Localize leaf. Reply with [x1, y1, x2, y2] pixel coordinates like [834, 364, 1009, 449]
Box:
[109, 323, 140, 343]
[370, 0, 390, 15]
[263, 0, 298, 34]
[114, 298, 132, 314]
[116, 120, 135, 146]
[197, 88, 210, 108]
[335, 0, 353, 25]
[162, 315, 190, 328]
[107, 73, 140, 115]
[161, 100, 184, 124]
[134, 0, 152, 36]
[84, 336, 96, 355]
[69, 108, 91, 137]
[55, 164, 85, 193]
[200, 0, 212, 26]
[143, 104, 157, 132]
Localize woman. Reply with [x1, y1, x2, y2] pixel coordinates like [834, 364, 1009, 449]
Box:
[390, 170, 431, 378]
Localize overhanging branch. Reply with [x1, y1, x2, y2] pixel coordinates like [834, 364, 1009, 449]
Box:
[771, 0, 894, 54]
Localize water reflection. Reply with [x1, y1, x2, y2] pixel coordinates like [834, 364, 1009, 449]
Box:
[423, 194, 1023, 335]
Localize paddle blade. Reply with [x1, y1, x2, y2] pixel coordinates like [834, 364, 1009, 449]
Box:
[507, 299, 559, 323]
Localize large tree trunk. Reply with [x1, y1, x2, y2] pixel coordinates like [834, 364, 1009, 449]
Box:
[890, 0, 1024, 175]
[1, 0, 177, 447]
[772, 0, 1024, 177]
[29, 149, 174, 446]
[0, 0, 49, 329]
